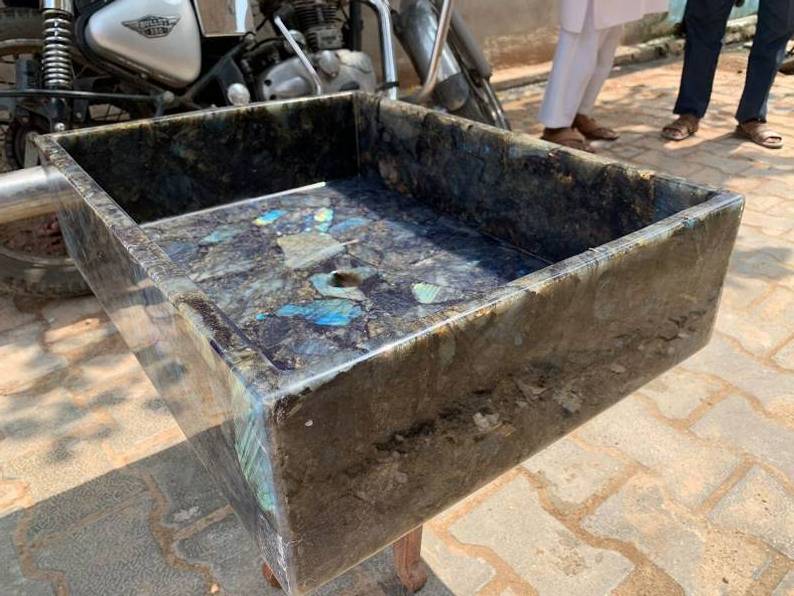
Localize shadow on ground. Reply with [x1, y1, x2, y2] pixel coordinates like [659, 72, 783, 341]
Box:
[4, 440, 454, 595]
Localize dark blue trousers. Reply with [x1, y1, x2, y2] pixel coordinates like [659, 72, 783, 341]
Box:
[674, 0, 794, 122]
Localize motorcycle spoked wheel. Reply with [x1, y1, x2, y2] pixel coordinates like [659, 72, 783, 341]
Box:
[0, 8, 143, 297]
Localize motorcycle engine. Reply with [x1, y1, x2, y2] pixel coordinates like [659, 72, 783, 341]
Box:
[255, 0, 376, 101]
[293, 0, 345, 51]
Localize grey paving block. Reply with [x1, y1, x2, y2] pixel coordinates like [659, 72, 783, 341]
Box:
[773, 570, 794, 596]
[0, 512, 53, 596]
[177, 509, 455, 596]
[578, 396, 740, 508]
[35, 495, 206, 596]
[0, 387, 85, 463]
[583, 473, 770, 594]
[316, 544, 455, 596]
[176, 510, 274, 595]
[135, 442, 227, 529]
[2, 422, 116, 503]
[41, 296, 103, 328]
[25, 467, 146, 545]
[693, 395, 794, 484]
[0, 295, 37, 334]
[451, 476, 633, 595]
[522, 436, 625, 508]
[421, 526, 494, 594]
[709, 466, 794, 558]
[0, 323, 68, 394]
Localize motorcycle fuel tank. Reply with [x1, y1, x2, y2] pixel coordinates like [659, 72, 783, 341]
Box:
[85, 0, 202, 87]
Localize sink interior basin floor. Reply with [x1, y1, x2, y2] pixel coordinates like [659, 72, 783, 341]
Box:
[144, 176, 550, 371]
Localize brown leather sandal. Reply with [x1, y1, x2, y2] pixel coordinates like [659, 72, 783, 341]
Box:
[573, 114, 619, 141]
[661, 114, 700, 141]
[541, 127, 594, 153]
[736, 120, 783, 149]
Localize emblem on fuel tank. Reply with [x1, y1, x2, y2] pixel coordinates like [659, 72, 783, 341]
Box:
[122, 15, 180, 38]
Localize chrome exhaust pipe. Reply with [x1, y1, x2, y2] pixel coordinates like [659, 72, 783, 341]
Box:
[414, 0, 455, 104]
[0, 166, 73, 225]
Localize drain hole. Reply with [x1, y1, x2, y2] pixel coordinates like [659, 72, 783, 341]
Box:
[330, 270, 362, 288]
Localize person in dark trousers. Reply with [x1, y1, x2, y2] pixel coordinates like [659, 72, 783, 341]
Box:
[662, 0, 794, 148]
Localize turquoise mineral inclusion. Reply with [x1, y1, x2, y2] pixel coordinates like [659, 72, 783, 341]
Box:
[254, 209, 286, 226]
[276, 299, 362, 326]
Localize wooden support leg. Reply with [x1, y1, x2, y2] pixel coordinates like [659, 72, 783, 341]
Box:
[262, 562, 282, 589]
[262, 526, 427, 593]
[392, 526, 428, 592]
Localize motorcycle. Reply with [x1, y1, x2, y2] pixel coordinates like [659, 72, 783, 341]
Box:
[0, 0, 509, 296]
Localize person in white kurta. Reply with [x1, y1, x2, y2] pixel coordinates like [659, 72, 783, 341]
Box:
[539, 0, 668, 150]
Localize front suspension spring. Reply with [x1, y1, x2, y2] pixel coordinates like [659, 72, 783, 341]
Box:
[41, 8, 74, 90]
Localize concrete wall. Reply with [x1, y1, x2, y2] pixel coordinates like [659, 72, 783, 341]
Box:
[368, 0, 760, 82]
[0, 0, 757, 74]
[446, 0, 759, 68]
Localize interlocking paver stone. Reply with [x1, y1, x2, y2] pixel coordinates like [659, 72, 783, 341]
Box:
[450, 476, 634, 595]
[40, 295, 103, 327]
[773, 570, 794, 596]
[34, 495, 206, 596]
[94, 376, 181, 460]
[2, 420, 116, 501]
[0, 511, 53, 596]
[313, 545, 454, 596]
[583, 474, 771, 594]
[0, 323, 67, 394]
[719, 275, 775, 313]
[774, 338, 794, 371]
[421, 526, 495, 595]
[686, 335, 794, 424]
[136, 442, 227, 529]
[522, 437, 626, 508]
[709, 466, 794, 558]
[42, 315, 118, 357]
[0, 478, 28, 516]
[66, 352, 183, 460]
[693, 395, 794, 484]
[741, 210, 794, 238]
[716, 286, 794, 356]
[175, 509, 271, 594]
[728, 232, 794, 290]
[24, 467, 146, 545]
[66, 351, 146, 393]
[577, 398, 740, 508]
[0, 295, 36, 333]
[639, 367, 723, 420]
[0, 387, 84, 462]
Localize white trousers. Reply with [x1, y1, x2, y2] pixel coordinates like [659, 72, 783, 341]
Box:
[538, 8, 623, 128]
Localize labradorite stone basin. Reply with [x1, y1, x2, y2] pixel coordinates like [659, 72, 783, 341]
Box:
[37, 93, 743, 594]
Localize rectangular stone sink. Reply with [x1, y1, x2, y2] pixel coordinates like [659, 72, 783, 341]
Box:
[37, 93, 743, 594]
